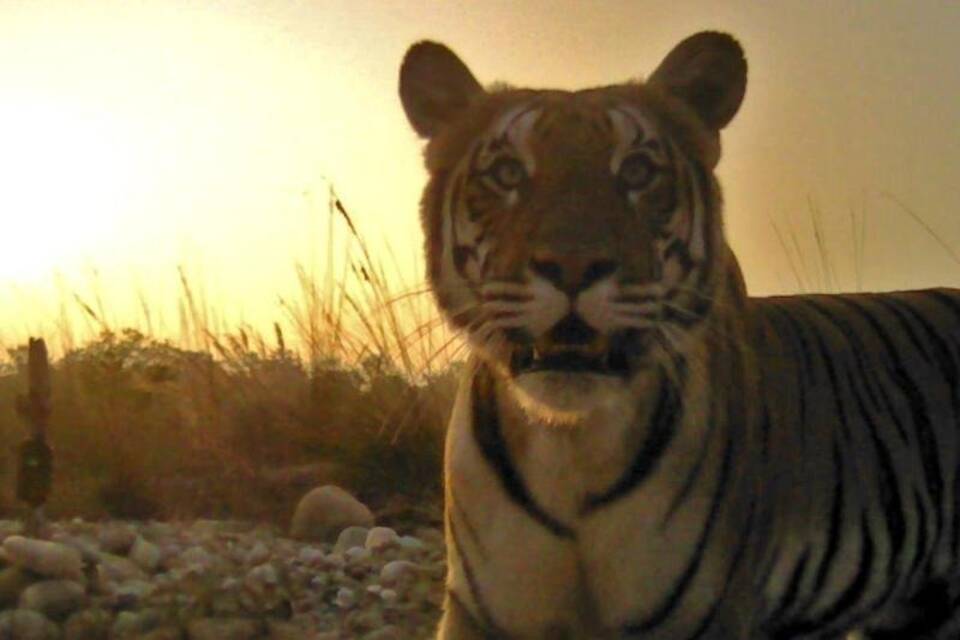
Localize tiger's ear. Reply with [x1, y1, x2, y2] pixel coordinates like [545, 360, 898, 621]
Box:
[648, 32, 747, 131]
[400, 41, 484, 139]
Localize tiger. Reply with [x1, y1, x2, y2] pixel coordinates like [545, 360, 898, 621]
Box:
[398, 31, 960, 639]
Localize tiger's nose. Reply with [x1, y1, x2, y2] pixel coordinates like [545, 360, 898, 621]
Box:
[529, 250, 619, 295]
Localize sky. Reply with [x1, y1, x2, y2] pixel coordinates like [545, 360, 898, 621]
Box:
[0, 0, 958, 350]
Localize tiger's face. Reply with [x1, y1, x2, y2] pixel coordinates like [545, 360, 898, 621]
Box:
[401, 34, 747, 422]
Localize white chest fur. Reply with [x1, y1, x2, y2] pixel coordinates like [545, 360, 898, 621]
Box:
[445, 367, 727, 637]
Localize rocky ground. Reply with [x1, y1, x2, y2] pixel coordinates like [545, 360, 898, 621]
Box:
[0, 518, 446, 639]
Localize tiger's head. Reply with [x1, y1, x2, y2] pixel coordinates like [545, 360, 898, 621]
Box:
[400, 32, 748, 423]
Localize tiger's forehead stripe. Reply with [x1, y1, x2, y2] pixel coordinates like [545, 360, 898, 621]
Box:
[482, 103, 543, 176]
[608, 104, 660, 174]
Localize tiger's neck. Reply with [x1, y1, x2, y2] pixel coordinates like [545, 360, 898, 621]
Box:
[466, 358, 688, 523]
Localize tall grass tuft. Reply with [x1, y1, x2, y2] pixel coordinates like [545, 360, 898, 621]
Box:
[0, 188, 458, 526]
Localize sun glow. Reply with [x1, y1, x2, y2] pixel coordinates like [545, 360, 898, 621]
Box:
[0, 94, 140, 280]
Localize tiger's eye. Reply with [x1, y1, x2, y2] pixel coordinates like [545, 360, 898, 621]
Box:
[489, 157, 527, 190]
[618, 154, 658, 191]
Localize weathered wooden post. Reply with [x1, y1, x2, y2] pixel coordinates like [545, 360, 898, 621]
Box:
[14, 338, 53, 536]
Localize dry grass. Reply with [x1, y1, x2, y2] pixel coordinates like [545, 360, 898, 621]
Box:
[771, 196, 960, 294]
[4, 189, 953, 526]
[0, 188, 459, 526]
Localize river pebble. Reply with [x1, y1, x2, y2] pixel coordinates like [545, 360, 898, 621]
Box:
[0, 519, 445, 639]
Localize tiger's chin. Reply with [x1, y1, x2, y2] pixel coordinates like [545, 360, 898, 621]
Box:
[508, 370, 634, 427]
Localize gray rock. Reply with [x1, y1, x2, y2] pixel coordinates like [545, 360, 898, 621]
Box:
[289, 485, 374, 542]
[265, 620, 306, 640]
[97, 525, 137, 555]
[137, 627, 184, 640]
[129, 537, 162, 573]
[185, 617, 264, 640]
[345, 546, 371, 563]
[379, 560, 420, 586]
[62, 608, 113, 640]
[246, 562, 279, 585]
[397, 535, 426, 552]
[244, 542, 270, 566]
[179, 546, 214, 571]
[3, 536, 84, 579]
[50, 534, 101, 565]
[0, 609, 60, 640]
[111, 608, 163, 637]
[0, 566, 34, 608]
[333, 526, 369, 554]
[95, 553, 147, 588]
[364, 526, 398, 552]
[334, 586, 356, 609]
[296, 546, 324, 566]
[364, 626, 403, 640]
[110, 579, 155, 608]
[19, 580, 86, 620]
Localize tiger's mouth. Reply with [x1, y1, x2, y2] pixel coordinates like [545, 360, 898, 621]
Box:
[509, 343, 632, 377]
[507, 319, 645, 378]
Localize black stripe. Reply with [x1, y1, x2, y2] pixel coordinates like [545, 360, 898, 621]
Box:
[662, 374, 717, 526]
[763, 304, 814, 451]
[683, 498, 758, 640]
[471, 367, 574, 538]
[790, 440, 845, 621]
[777, 511, 876, 636]
[447, 514, 505, 636]
[623, 411, 735, 633]
[923, 290, 960, 566]
[911, 487, 930, 585]
[832, 296, 944, 566]
[800, 298, 909, 442]
[449, 494, 487, 560]
[871, 295, 960, 566]
[583, 365, 683, 512]
[664, 238, 694, 270]
[766, 548, 811, 624]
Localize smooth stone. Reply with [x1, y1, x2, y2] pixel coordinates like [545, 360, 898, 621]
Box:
[0, 566, 34, 607]
[19, 579, 86, 619]
[97, 525, 137, 555]
[296, 546, 324, 566]
[334, 586, 356, 609]
[364, 526, 398, 552]
[0, 608, 60, 639]
[289, 485, 374, 542]
[3, 536, 84, 579]
[137, 627, 184, 640]
[110, 579, 155, 608]
[345, 546, 371, 563]
[245, 542, 270, 566]
[266, 620, 305, 640]
[333, 526, 369, 554]
[63, 607, 113, 640]
[96, 553, 147, 585]
[246, 562, 278, 585]
[363, 626, 403, 640]
[112, 608, 164, 637]
[129, 537, 162, 573]
[379, 559, 420, 585]
[397, 535, 426, 551]
[185, 617, 264, 640]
